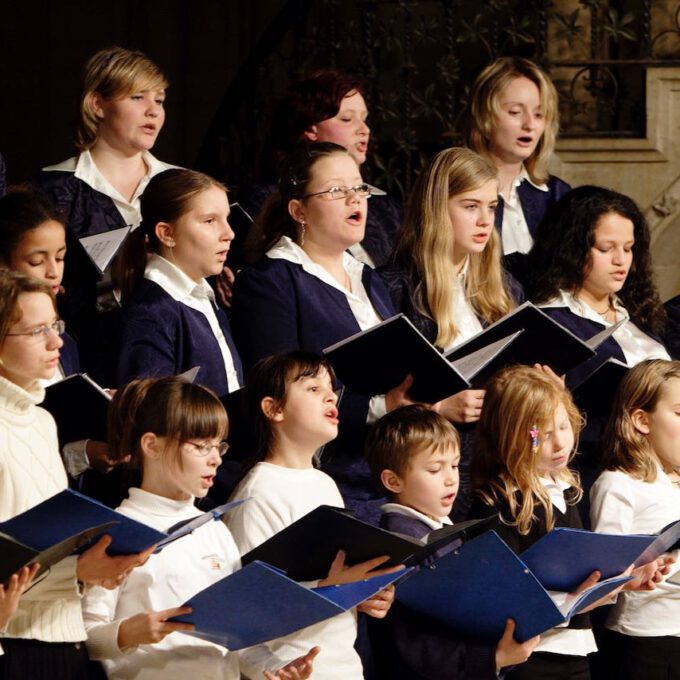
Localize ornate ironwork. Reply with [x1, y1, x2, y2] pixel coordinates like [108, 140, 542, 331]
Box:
[196, 0, 680, 200]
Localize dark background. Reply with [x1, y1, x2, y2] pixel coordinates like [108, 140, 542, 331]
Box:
[0, 0, 288, 183]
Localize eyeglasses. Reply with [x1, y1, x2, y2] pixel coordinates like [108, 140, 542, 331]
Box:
[6, 319, 65, 343]
[300, 183, 375, 201]
[182, 440, 230, 458]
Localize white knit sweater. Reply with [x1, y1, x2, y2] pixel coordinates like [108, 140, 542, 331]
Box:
[0, 376, 83, 642]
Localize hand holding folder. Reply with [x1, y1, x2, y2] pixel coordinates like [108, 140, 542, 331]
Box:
[0, 489, 245, 582]
[395, 530, 631, 642]
[170, 560, 409, 650]
[241, 505, 492, 581]
[519, 521, 680, 592]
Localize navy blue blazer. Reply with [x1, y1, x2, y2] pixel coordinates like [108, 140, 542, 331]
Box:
[118, 279, 243, 397]
[231, 256, 395, 521]
[495, 175, 571, 240]
[366, 510, 498, 680]
[60, 331, 81, 377]
[497, 175, 571, 285]
[665, 294, 680, 360]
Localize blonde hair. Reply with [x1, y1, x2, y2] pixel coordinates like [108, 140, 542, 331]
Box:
[602, 359, 680, 482]
[365, 404, 460, 492]
[465, 57, 559, 185]
[76, 46, 169, 151]
[394, 147, 513, 348]
[472, 365, 583, 535]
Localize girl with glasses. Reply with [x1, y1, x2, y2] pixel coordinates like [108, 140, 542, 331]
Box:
[83, 375, 318, 679]
[232, 142, 411, 523]
[0, 270, 150, 680]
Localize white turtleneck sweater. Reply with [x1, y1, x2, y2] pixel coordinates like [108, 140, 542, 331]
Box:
[0, 376, 84, 643]
[83, 488, 284, 680]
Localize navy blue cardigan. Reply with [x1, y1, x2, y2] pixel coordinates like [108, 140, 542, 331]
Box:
[118, 279, 243, 396]
[231, 256, 395, 521]
[366, 509, 498, 680]
[60, 331, 81, 377]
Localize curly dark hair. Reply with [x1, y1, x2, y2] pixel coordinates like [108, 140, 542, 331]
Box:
[527, 185, 666, 336]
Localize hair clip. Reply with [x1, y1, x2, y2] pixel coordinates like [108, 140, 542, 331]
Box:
[530, 424, 540, 452]
[290, 175, 299, 187]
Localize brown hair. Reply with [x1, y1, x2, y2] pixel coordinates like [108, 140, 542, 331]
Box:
[465, 57, 559, 185]
[0, 269, 56, 344]
[108, 376, 228, 476]
[117, 168, 227, 304]
[241, 351, 337, 474]
[76, 46, 169, 151]
[244, 142, 351, 263]
[366, 404, 460, 493]
[472, 365, 583, 534]
[602, 359, 680, 482]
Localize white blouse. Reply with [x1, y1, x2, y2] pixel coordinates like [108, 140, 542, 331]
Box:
[501, 166, 548, 256]
[540, 290, 669, 366]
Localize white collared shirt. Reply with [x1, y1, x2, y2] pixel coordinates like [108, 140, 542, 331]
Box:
[144, 254, 240, 393]
[591, 465, 680, 637]
[540, 290, 670, 366]
[380, 502, 453, 531]
[442, 257, 484, 353]
[501, 166, 548, 255]
[267, 236, 386, 421]
[43, 150, 175, 229]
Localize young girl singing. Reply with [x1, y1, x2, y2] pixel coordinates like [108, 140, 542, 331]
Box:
[0, 270, 148, 680]
[379, 146, 521, 519]
[591, 359, 680, 680]
[117, 168, 242, 397]
[469, 365, 650, 680]
[227, 351, 397, 680]
[82, 375, 318, 679]
[0, 188, 121, 481]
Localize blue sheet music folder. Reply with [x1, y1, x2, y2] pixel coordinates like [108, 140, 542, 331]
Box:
[173, 560, 409, 650]
[0, 488, 244, 556]
[395, 531, 629, 643]
[520, 521, 680, 591]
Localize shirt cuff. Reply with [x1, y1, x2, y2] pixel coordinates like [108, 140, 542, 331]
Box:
[367, 395, 387, 424]
[63, 440, 91, 478]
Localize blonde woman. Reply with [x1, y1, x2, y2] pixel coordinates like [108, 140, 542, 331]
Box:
[379, 146, 521, 519]
[33, 46, 175, 384]
[465, 57, 570, 260]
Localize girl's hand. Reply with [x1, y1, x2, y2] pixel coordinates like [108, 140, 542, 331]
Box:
[318, 550, 403, 587]
[385, 374, 414, 412]
[216, 266, 236, 310]
[356, 584, 395, 619]
[77, 535, 155, 588]
[263, 646, 320, 680]
[495, 619, 540, 671]
[566, 568, 630, 612]
[432, 389, 485, 423]
[626, 554, 678, 590]
[86, 441, 130, 474]
[533, 364, 565, 387]
[0, 564, 40, 628]
[117, 606, 194, 648]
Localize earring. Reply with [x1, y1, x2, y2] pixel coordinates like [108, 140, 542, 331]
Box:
[299, 220, 306, 246]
